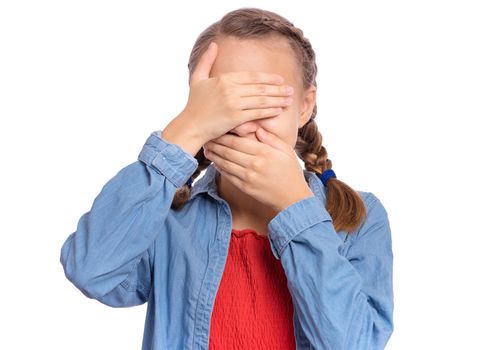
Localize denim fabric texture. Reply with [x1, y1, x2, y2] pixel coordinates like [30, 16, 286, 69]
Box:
[60, 130, 394, 350]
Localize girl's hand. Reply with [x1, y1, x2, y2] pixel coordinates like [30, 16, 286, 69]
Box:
[203, 127, 314, 214]
[179, 41, 295, 144]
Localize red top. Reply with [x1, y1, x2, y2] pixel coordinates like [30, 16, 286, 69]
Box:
[208, 228, 296, 350]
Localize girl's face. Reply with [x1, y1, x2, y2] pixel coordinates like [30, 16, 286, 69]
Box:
[209, 35, 317, 149]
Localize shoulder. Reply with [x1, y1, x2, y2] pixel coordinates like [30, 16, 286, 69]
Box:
[356, 190, 390, 223]
[346, 190, 392, 255]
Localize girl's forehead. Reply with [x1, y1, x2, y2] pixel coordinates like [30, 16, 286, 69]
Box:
[210, 36, 302, 87]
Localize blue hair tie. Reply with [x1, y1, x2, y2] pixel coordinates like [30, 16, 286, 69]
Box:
[186, 177, 193, 187]
[317, 169, 336, 185]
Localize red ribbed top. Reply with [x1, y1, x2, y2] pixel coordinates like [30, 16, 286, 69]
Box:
[208, 228, 296, 350]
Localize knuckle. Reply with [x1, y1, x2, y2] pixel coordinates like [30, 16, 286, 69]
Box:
[222, 148, 231, 158]
[257, 148, 269, 159]
[258, 96, 267, 106]
[244, 170, 257, 184]
[250, 159, 262, 171]
[216, 75, 227, 88]
[224, 162, 232, 172]
[229, 137, 239, 148]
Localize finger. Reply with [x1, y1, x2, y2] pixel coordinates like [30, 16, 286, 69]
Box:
[190, 42, 218, 85]
[255, 127, 290, 154]
[238, 107, 284, 122]
[238, 95, 293, 110]
[207, 134, 262, 156]
[238, 83, 294, 97]
[204, 140, 254, 168]
[204, 147, 248, 182]
[215, 162, 244, 188]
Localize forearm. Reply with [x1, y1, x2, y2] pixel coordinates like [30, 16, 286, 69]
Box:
[267, 194, 394, 349]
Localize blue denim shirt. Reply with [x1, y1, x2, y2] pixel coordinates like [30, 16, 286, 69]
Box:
[60, 130, 394, 350]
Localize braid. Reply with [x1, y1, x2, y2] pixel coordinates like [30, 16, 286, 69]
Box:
[296, 119, 366, 233]
[296, 119, 330, 174]
[171, 148, 212, 210]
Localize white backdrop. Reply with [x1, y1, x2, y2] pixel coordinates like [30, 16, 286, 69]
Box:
[1, 1, 489, 349]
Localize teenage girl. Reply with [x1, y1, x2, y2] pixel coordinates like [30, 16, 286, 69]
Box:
[60, 7, 394, 350]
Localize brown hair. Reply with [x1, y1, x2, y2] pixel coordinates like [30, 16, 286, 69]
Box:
[171, 7, 366, 234]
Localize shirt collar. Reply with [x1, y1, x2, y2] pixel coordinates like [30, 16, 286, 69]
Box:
[189, 163, 327, 203]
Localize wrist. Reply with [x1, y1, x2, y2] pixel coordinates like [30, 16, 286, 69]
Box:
[273, 188, 315, 215]
[161, 116, 203, 157]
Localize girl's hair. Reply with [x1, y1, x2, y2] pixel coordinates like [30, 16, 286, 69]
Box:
[171, 7, 366, 234]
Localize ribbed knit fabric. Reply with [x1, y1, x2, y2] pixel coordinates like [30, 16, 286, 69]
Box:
[208, 228, 296, 350]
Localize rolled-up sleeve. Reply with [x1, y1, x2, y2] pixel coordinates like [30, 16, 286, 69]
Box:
[59, 130, 198, 307]
[267, 192, 394, 349]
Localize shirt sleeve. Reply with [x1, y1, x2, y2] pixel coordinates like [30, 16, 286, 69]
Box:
[267, 192, 394, 349]
[59, 130, 198, 307]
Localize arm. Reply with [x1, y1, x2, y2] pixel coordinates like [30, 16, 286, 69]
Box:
[267, 192, 394, 349]
[59, 130, 199, 307]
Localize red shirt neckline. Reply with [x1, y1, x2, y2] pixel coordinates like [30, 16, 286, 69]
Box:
[231, 228, 268, 239]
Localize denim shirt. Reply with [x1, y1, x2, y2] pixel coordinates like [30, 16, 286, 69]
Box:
[59, 130, 394, 350]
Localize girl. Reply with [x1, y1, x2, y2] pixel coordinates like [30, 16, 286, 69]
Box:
[60, 7, 394, 350]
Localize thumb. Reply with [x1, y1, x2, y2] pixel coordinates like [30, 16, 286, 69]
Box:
[190, 41, 218, 85]
[256, 127, 287, 152]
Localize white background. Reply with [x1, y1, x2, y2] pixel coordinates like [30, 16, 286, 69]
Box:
[1, 1, 489, 349]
